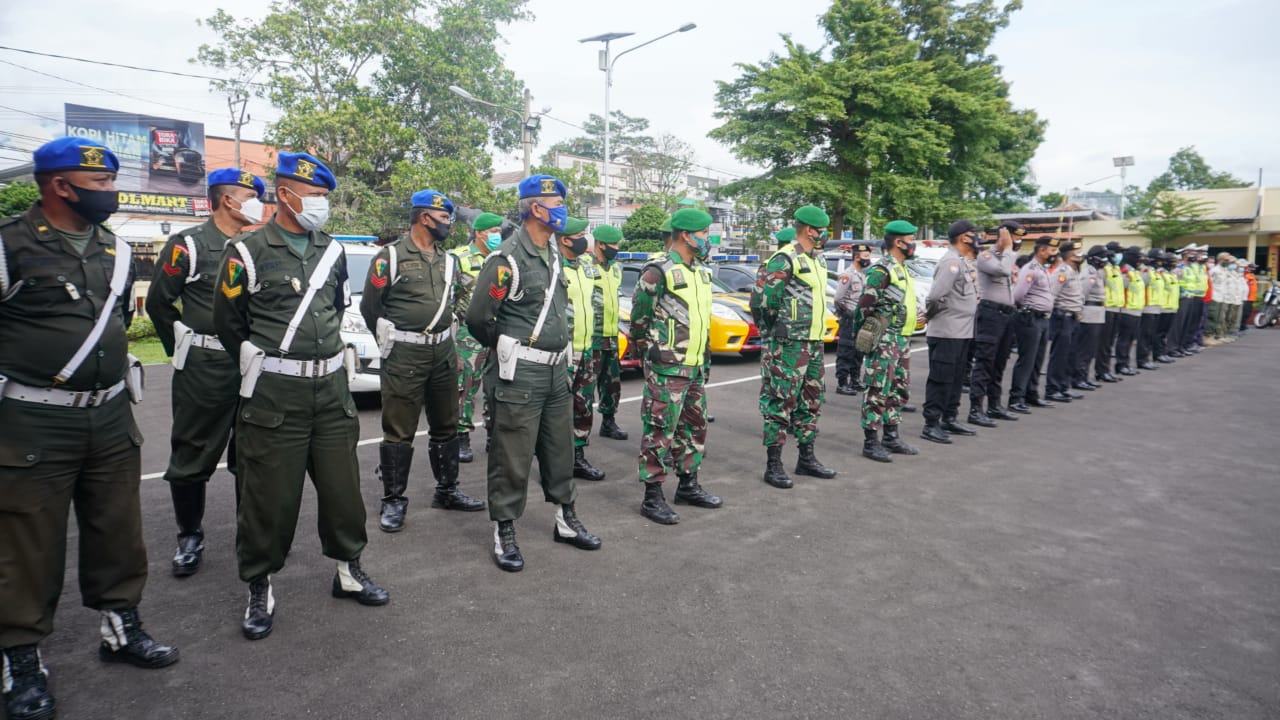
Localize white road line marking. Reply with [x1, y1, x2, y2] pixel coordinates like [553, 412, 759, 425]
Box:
[140, 345, 926, 479]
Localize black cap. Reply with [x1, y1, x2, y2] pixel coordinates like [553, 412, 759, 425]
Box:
[947, 219, 977, 239]
[1105, 241, 1123, 252]
[1086, 245, 1109, 258]
[849, 242, 873, 254]
[998, 220, 1027, 236]
[1034, 235, 1061, 248]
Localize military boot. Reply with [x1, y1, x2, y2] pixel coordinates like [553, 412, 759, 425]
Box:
[599, 415, 629, 440]
[430, 438, 485, 511]
[641, 481, 680, 525]
[98, 608, 180, 668]
[170, 482, 206, 577]
[332, 557, 390, 606]
[862, 428, 892, 463]
[967, 400, 997, 428]
[674, 472, 723, 508]
[242, 578, 274, 640]
[377, 442, 413, 532]
[763, 445, 793, 489]
[881, 424, 919, 455]
[835, 375, 859, 395]
[921, 421, 952, 444]
[457, 432, 474, 463]
[795, 444, 837, 478]
[552, 503, 602, 549]
[572, 446, 606, 481]
[2, 644, 54, 720]
[492, 521, 524, 572]
[941, 414, 976, 436]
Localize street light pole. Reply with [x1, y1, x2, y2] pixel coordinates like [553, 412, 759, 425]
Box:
[450, 84, 542, 177]
[1113, 155, 1135, 220]
[522, 87, 532, 178]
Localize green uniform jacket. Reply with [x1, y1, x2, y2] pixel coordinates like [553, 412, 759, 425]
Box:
[0, 204, 135, 389]
[358, 238, 472, 334]
[630, 252, 713, 376]
[464, 225, 569, 352]
[145, 219, 229, 355]
[754, 243, 829, 341]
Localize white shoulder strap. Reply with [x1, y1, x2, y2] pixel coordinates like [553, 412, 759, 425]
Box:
[182, 235, 199, 284]
[233, 240, 259, 293]
[388, 243, 399, 285]
[529, 249, 561, 343]
[55, 234, 132, 384]
[0, 230, 12, 301]
[490, 250, 521, 300]
[423, 251, 455, 332]
[278, 239, 344, 354]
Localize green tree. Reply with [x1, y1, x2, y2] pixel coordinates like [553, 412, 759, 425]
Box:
[1124, 193, 1225, 247]
[1125, 146, 1249, 218]
[621, 205, 669, 245]
[528, 162, 600, 218]
[1038, 191, 1066, 210]
[542, 111, 655, 162]
[0, 182, 39, 216]
[627, 133, 694, 210]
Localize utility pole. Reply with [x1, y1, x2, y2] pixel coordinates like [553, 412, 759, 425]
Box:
[228, 90, 251, 168]
[521, 87, 532, 178]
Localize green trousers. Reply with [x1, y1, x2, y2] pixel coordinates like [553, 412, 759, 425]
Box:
[381, 339, 458, 445]
[455, 327, 489, 435]
[0, 394, 146, 647]
[483, 357, 577, 522]
[165, 346, 239, 485]
[235, 371, 366, 583]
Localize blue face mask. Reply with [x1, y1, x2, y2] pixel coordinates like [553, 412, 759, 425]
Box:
[1112, 253, 1122, 265]
[485, 232, 502, 252]
[537, 203, 568, 232]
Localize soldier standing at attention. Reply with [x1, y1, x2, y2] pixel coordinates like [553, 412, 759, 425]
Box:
[754, 205, 838, 489]
[921, 220, 980, 444]
[1069, 245, 1108, 391]
[1, 138, 178, 720]
[453, 212, 504, 463]
[1007, 236, 1059, 413]
[214, 152, 389, 641]
[1044, 241, 1085, 403]
[857, 220, 922, 463]
[629, 208, 723, 525]
[833, 242, 874, 396]
[147, 168, 266, 577]
[591, 224, 629, 441]
[560, 216, 607, 482]
[967, 221, 1024, 427]
[464, 175, 601, 572]
[361, 189, 485, 534]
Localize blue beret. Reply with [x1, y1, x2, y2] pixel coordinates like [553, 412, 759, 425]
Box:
[410, 189, 454, 214]
[207, 168, 266, 198]
[33, 137, 119, 174]
[518, 174, 566, 200]
[276, 151, 336, 190]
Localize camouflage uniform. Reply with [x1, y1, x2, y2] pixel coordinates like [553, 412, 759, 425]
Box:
[451, 243, 490, 437]
[564, 254, 603, 448]
[860, 257, 915, 431]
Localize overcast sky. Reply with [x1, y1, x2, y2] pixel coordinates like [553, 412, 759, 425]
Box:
[2, 0, 1276, 197]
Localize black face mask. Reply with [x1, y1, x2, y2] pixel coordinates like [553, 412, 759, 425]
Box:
[901, 241, 916, 258]
[1087, 256, 1105, 268]
[566, 236, 588, 256]
[601, 246, 619, 263]
[427, 219, 452, 242]
[64, 182, 119, 224]
[856, 258, 872, 269]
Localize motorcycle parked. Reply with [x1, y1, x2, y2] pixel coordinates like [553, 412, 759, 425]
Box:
[1254, 279, 1280, 328]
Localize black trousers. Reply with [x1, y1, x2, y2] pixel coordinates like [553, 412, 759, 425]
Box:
[835, 341, 864, 384]
[1009, 313, 1048, 404]
[1242, 300, 1254, 330]
[1157, 312, 1176, 355]
[1169, 298, 1193, 351]
[1071, 321, 1103, 383]
[1096, 310, 1120, 376]
[1046, 313, 1078, 395]
[1114, 313, 1141, 370]
[924, 337, 969, 423]
[1137, 313, 1161, 363]
[969, 303, 1015, 410]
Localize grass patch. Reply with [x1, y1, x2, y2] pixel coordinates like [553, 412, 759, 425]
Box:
[129, 336, 169, 366]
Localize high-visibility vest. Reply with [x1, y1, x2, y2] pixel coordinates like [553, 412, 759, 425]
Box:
[888, 261, 917, 337]
[594, 261, 622, 338]
[563, 259, 598, 353]
[1162, 270, 1179, 309]
[767, 244, 829, 341]
[644, 258, 714, 368]
[1146, 269, 1165, 308]
[1104, 265, 1124, 308]
[1124, 268, 1146, 311]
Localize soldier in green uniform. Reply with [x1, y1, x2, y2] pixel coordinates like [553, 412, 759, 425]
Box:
[146, 168, 266, 577]
[752, 206, 838, 489]
[464, 175, 601, 572]
[453, 212, 503, 463]
[561, 216, 608, 481]
[857, 220, 922, 463]
[629, 208, 723, 525]
[361, 189, 485, 534]
[213, 152, 388, 641]
[1, 138, 178, 720]
[591, 224, 628, 441]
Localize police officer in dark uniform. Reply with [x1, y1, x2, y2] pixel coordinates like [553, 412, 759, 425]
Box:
[147, 168, 266, 577]
[1, 138, 178, 720]
[214, 152, 388, 641]
[361, 189, 485, 534]
[465, 175, 601, 572]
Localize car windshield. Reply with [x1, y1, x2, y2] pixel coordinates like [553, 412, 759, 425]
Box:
[906, 259, 936, 278]
[345, 251, 374, 292]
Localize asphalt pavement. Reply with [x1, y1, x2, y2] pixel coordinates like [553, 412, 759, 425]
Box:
[34, 331, 1280, 719]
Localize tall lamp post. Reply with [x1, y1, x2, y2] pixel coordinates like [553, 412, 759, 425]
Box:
[580, 23, 697, 224]
[449, 85, 544, 177]
[1112, 156, 1135, 220]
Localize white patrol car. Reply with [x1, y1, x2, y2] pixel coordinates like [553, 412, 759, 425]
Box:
[334, 236, 382, 393]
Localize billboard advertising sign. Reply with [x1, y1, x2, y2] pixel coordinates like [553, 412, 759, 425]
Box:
[64, 104, 210, 216]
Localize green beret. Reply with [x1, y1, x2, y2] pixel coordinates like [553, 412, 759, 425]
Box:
[775, 227, 796, 243]
[670, 208, 713, 232]
[658, 217, 673, 233]
[884, 220, 917, 235]
[593, 224, 623, 244]
[794, 205, 830, 228]
[563, 216, 589, 236]
[471, 212, 503, 232]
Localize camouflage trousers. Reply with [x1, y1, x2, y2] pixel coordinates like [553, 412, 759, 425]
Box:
[570, 346, 601, 448]
[595, 335, 622, 418]
[861, 334, 911, 431]
[759, 339, 825, 447]
[456, 327, 490, 435]
[638, 366, 708, 483]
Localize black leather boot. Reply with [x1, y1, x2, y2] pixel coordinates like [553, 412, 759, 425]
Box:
[430, 438, 485, 511]
[921, 422, 952, 444]
[572, 446, 606, 481]
[97, 608, 180, 668]
[170, 482, 206, 577]
[332, 557, 390, 606]
[457, 432, 474, 463]
[862, 428, 891, 463]
[967, 401, 997, 428]
[492, 520, 524, 572]
[599, 415, 629, 440]
[674, 472, 723, 508]
[901, 403, 918, 413]
[763, 445, 793, 488]
[241, 577, 274, 640]
[641, 481, 680, 524]
[881, 424, 919, 455]
[987, 403, 1019, 421]
[377, 442, 413, 532]
[835, 375, 858, 395]
[941, 415, 976, 436]
[795, 443, 837, 478]
[552, 503, 602, 549]
[2, 644, 55, 720]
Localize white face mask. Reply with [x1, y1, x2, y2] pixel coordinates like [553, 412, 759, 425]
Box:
[235, 197, 265, 224]
[286, 190, 330, 231]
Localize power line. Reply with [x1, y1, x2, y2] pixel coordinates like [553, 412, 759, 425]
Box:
[0, 45, 269, 87]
